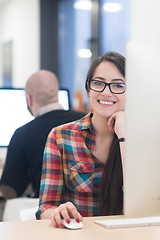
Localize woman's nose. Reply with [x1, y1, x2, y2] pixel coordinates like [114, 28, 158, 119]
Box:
[101, 85, 112, 95]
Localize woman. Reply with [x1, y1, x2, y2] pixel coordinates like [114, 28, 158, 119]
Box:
[36, 51, 126, 228]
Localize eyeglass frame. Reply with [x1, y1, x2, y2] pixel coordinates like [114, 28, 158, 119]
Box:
[87, 79, 126, 94]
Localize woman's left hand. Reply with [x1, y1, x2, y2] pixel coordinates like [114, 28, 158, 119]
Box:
[107, 111, 125, 138]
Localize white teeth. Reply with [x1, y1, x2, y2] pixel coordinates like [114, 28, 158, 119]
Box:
[99, 100, 114, 105]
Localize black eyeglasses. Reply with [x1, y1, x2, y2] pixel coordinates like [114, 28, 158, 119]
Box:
[88, 79, 126, 94]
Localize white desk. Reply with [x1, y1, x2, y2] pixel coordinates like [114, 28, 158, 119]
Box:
[1, 216, 160, 240]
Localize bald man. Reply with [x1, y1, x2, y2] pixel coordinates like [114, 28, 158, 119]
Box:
[0, 70, 85, 199]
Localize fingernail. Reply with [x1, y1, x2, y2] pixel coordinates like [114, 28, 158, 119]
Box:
[76, 218, 80, 223]
[61, 223, 65, 228]
[66, 219, 70, 224]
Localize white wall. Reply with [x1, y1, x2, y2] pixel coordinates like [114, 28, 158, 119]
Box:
[0, 0, 40, 87]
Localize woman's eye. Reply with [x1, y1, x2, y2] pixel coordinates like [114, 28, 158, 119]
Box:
[113, 83, 125, 88]
[95, 81, 103, 86]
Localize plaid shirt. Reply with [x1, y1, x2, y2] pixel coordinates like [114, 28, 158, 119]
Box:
[36, 113, 105, 219]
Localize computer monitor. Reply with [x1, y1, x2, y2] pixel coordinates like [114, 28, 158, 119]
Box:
[124, 42, 160, 218]
[0, 88, 70, 147]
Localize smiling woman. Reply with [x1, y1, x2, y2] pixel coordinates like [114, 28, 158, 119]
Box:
[87, 60, 125, 119]
[36, 51, 126, 228]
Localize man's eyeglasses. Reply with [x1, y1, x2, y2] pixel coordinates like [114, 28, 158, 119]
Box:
[88, 79, 126, 94]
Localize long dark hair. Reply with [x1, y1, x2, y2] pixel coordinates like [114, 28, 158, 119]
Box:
[85, 51, 125, 215]
[100, 135, 123, 215]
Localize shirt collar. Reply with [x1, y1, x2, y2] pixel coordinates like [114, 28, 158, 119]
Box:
[78, 112, 94, 133]
[36, 102, 64, 117]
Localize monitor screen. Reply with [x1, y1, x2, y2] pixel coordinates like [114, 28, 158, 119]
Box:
[0, 88, 70, 147]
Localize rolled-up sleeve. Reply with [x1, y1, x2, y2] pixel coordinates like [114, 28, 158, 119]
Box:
[36, 129, 66, 219]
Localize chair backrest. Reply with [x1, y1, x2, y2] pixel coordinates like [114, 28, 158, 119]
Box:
[20, 207, 38, 221]
[2, 197, 39, 221]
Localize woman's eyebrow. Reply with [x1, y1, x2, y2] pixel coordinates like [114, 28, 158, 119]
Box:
[111, 79, 125, 82]
[92, 77, 105, 80]
[93, 77, 125, 83]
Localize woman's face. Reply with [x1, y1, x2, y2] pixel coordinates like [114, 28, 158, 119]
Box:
[88, 61, 125, 119]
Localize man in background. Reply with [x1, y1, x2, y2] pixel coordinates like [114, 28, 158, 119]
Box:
[0, 70, 85, 199]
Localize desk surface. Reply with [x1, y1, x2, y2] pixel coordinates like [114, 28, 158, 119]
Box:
[1, 216, 160, 240]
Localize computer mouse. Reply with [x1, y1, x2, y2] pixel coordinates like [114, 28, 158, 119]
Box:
[62, 218, 83, 229]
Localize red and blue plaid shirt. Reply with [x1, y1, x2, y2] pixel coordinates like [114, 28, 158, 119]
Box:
[37, 113, 105, 219]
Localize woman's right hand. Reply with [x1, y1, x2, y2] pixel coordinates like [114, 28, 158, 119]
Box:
[50, 202, 83, 228]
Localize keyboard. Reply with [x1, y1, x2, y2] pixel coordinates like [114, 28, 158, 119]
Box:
[95, 216, 160, 229]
